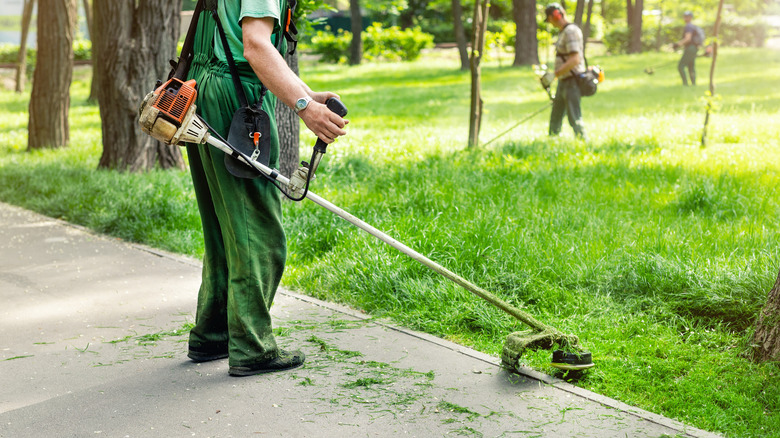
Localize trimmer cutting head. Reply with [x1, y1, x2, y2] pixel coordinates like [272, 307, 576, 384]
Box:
[501, 329, 594, 372]
[550, 350, 594, 371]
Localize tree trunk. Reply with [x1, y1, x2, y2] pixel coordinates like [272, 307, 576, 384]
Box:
[701, 0, 724, 148]
[82, 0, 99, 103]
[754, 269, 780, 362]
[583, 0, 595, 55]
[349, 0, 362, 65]
[626, 0, 644, 54]
[574, 0, 585, 26]
[452, 0, 469, 70]
[467, 0, 489, 148]
[95, 0, 185, 172]
[277, 50, 300, 178]
[28, 0, 77, 150]
[512, 0, 538, 66]
[15, 0, 35, 94]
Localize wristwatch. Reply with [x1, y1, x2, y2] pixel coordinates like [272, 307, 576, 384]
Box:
[294, 96, 313, 114]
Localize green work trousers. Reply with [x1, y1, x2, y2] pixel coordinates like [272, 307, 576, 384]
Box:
[185, 11, 286, 367]
[678, 45, 697, 86]
[549, 77, 586, 140]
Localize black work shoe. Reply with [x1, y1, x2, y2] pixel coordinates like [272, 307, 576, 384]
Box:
[188, 345, 229, 363]
[228, 350, 305, 376]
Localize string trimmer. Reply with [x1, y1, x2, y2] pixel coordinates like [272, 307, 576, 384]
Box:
[482, 65, 555, 148]
[138, 77, 594, 372]
[644, 45, 714, 75]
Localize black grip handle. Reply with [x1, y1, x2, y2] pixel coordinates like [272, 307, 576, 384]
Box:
[314, 98, 348, 152]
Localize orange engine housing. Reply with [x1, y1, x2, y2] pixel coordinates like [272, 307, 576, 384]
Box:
[153, 78, 197, 125]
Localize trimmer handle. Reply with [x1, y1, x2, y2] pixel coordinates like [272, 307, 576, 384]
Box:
[314, 98, 348, 153]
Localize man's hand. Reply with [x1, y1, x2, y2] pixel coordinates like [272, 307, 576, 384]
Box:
[540, 71, 556, 88]
[298, 100, 348, 144]
[672, 42, 680, 50]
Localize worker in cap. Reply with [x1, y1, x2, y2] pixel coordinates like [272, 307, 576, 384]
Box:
[674, 11, 704, 86]
[542, 3, 586, 139]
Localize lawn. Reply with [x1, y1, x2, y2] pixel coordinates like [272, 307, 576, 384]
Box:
[1, 47, 779, 437]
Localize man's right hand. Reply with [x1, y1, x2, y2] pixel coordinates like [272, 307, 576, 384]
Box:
[540, 71, 556, 88]
[299, 98, 348, 144]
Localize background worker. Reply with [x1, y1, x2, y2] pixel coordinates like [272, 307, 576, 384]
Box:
[675, 11, 699, 86]
[185, 0, 348, 377]
[542, 3, 586, 140]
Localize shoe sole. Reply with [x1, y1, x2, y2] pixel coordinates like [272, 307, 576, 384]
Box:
[188, 352, 229, 363]
[228, 361, 304, 377]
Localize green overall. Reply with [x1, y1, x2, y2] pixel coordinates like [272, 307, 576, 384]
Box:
[185, 4, 286, 367]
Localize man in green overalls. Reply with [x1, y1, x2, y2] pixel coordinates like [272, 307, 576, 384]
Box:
[185, 0, 348, 376]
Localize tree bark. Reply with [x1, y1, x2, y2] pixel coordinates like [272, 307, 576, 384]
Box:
[467, 0, 489, 148]
[754, 269, 780, 362]
[95, 0, 185, 172]
[452, 0, 469, 70]
[349, 0, 362, 65]
[574, 0, 585, 26]
[15, 0, 35, 94]
[28, 0, 77, 150]
[512, 0, 538, 66]
[277, 50, 301, 178]
[626, 0, 644, 54]
[583, 0, 595, 55]
[82, 0, 99, 103]
[701, 0, 724, 148]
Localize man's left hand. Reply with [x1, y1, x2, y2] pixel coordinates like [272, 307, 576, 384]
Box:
[540, 71, 556, 88]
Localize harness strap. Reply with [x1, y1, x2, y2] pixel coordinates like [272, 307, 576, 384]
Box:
[555, 23, 588, 73]
[169, 0, 205, 81]
[210, 2, 267, 114]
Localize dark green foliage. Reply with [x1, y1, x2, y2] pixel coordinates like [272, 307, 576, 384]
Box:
[308, 24, 433, 63]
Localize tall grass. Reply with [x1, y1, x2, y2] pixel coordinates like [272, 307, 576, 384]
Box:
[1, 48, 779, 437]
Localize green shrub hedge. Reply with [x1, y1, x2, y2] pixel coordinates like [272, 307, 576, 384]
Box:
[309, 23, 433, 63]
[604, 16, 767, 54]
[0, 39, 90, 67]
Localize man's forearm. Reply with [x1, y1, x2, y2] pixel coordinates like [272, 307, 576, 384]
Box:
[244, 37, 310, 111]
[556, 53, 581, 77]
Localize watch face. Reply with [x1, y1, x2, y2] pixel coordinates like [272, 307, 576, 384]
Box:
[296, 97, 310, 111]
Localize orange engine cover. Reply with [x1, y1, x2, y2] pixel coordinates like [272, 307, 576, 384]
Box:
[152, 78, 197, 125]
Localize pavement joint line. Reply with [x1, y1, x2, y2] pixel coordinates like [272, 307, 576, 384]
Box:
[1, 201, 722, 438]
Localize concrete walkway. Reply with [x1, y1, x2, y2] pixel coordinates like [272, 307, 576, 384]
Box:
[0, 202, 720, 438]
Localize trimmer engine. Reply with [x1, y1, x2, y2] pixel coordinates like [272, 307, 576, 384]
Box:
[138, 78, 209, 146]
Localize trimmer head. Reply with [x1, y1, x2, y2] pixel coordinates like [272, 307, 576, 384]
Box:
[501, 329, 594, 372]
[550, 350, 594, 371]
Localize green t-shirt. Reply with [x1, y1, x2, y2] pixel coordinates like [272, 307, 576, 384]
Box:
[214, 0, 284, 64]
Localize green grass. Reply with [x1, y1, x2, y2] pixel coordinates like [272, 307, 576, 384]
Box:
[1, 47, 780, 437]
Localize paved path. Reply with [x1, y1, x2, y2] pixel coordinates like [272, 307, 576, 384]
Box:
[0, 202, 720, 438]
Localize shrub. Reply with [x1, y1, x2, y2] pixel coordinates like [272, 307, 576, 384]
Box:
[603, 25, 658, 54]
[310, 23, 434, 63]
[486, 21, 516, 52]
[72, 39, 92, 61]
[605, 15, 767, 53]
[0, 39, 90, 67]
[310, 28, 351, 64]
[363, 23, 434, 62]
[715, 15, 768, 47]
[0, 43, 35, 65]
